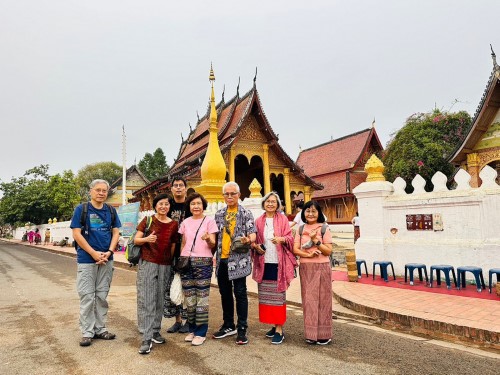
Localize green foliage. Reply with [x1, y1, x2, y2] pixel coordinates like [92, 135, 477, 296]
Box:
[0, 165, 80, 225]
[75, 161, 122, 201]
[383, 109, 471, 192]
[138, 148, 169, 181]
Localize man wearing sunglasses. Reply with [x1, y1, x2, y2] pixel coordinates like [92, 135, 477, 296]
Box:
[212, 181, 256, 345]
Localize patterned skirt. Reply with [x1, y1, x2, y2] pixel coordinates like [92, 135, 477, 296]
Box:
[299, 262, 332, 340]
[180, 257, 213, 326]
[258, 263, 287, 325]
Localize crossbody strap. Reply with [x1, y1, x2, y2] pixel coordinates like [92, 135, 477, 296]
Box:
[188, 217, 206, 256]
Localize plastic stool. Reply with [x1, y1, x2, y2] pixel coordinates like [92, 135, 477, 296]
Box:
[429, 265, 457, 289]
[372, 261, 395, 282]
[457, 266, 485, 292]
[488, 268, 500, 293]
[404, 263, 428, 285]
[356, 259, 368, 278]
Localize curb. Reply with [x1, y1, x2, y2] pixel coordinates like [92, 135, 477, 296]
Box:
[332, 289, 500, 351]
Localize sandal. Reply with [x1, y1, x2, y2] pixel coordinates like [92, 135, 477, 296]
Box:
[79, 337, 92, 346]
[94, 331, 116, 340]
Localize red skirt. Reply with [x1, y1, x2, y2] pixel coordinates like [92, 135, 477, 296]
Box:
[258, 263, 286, 325]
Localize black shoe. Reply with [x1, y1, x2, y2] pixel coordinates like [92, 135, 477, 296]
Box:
[178, 322, 189, 334]
[317, 338, 331, 345]
[271, 331, 284, 345]
[166, 322, 182, 333]
[138, 340, 152, 354]
[236, 329, 248, 345]
[212, 325, 237, 339]
[152, 332, 166, 344]
[265, 327, 276, 338]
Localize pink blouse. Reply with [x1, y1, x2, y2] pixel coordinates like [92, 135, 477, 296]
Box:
[294, 223, 332, 264]
[179, 216, 218, 258]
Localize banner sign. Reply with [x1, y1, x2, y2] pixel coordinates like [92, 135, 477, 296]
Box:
[118, 202, 141, 237]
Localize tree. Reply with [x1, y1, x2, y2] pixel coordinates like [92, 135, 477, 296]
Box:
[138, 148, 169, 181]
[75, 161, 122, 201]
[0, 165, 79, 225]
[383, 109, 471, 192]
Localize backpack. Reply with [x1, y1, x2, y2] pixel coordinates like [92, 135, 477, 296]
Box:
[74, 202, 117, 249]
[298, 222, 329, 245]
[125, 216, 153, 266]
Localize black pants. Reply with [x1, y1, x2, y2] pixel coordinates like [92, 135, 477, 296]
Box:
[217, 259, 248, 330]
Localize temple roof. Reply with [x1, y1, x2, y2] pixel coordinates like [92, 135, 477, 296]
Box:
[296, 127, 383, 199]
[167, 83, 322, 189]
[449, 52, 500, 164]
[109, 164, 150, 189]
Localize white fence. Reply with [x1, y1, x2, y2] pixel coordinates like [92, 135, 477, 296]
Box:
[353, 165, 500, 280]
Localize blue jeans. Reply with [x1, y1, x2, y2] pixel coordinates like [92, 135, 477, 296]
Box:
[217, 259, 248, 330]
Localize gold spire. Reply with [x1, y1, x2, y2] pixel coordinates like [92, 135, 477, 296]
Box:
[364, 154, 386, 182]
[196, 64, 227, 203]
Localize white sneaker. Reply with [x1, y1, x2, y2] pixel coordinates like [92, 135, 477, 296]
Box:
[184, 332, 194, 342]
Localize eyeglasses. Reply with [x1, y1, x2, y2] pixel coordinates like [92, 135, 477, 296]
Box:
[172, 184, 185, 188]
[223, 192, 238, 197]
[93, 189, 108, 194]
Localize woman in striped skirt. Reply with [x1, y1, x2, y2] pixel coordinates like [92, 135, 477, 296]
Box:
[293, 200, 333, 345]
[178, 193, 218, 346]
[251, 192, 296, 345]
[134, 193, 179, 354]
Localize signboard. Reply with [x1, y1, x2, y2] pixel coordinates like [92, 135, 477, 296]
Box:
[406, 214, 433, 231]
[117, 202, 141, 237]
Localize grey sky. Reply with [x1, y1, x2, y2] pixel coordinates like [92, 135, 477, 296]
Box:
[1, 0, 499, 185]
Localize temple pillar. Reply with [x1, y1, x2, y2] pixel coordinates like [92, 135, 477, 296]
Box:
[467, 153, 481, 188]
[284, 168, 291, 215]
[262, 144, 271, 194]
[229, 145, 236, 182]
[304, 186, 311, 202]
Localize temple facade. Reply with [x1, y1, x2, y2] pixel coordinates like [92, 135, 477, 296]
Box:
[106, 165, 149, 208]
[296, 127, 383, 223]
[133, 74, 322, 214]
[450, 49, 500, 186]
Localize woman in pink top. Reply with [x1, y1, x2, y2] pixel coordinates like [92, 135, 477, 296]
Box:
[178, 193, 218, 346]
[293, 200, 333, 345]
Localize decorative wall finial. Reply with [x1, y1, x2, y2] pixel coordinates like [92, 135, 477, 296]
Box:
[491, 44, 499, 73]
[189, 122, 192, 132]
[181, 133, 184, 142]
[372, 117, 376, 128]
[196, 110, 200, 122]
[236, 76, 240, 96]
[222, 84, 225, 101]
[253, 67, 258, 85]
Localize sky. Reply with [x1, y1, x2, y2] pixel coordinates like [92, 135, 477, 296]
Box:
[1, 0, 499, 186]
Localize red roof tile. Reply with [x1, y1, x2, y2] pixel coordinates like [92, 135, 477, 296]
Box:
[297, 129, 374, 177]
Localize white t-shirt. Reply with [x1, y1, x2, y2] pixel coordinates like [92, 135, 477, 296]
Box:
[263, 218, 278, 264]
[352, 216, 360, 227]
[293, 210, 304, 226]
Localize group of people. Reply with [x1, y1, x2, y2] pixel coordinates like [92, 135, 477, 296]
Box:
[70, 178, 334, 355]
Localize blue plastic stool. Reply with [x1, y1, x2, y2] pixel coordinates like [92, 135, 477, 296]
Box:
[488, 268, 500, 293]
[404, 263, 428, 285]
[356, 259, 368, 278]
[457, 266, 485, 292]
[372, 261, 395, 282]
[429, 265, 457, 289]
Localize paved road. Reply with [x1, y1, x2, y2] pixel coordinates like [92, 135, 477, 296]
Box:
[0, 242, 498, 375]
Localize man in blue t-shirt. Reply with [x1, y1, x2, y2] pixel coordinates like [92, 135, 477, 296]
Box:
[71, 179, 121, 347]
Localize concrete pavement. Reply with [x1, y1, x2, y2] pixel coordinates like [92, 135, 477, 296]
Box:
[2, 238, 498, 351]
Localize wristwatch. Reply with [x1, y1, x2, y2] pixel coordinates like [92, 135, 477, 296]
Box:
[315, 241, 321, 246]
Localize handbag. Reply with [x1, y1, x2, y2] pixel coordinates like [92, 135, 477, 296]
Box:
[125, 216, 153, 266]
[175, 217, 206, 273]
[170, 273, 184, 305]
[225, 219, 251, 254]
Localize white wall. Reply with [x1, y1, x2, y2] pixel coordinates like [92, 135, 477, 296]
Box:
[353, 166, 500, 281]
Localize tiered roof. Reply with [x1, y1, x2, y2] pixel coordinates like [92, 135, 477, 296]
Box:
[296, 128, 383, 199]
[168, 83, 321, 189]
[450, 49, 500, 164]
